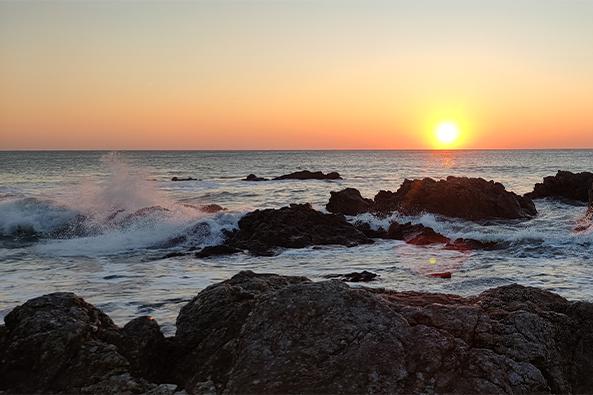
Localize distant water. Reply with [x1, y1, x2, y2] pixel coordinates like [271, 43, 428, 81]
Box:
[1, 150, 592, 335]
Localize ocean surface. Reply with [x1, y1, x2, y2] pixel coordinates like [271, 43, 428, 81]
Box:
[1, 150, 592, 335]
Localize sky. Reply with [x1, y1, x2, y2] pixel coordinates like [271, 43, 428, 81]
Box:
[1, 0, 593, 150]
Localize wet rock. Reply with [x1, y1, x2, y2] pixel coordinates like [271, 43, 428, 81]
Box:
[324, 270, 379, 282]
[444, 237, 499, 251]
[162, 251, 188, 259]
[244, 174, 268, 182]
[388, 176, 537, 220]
[353, 221, 388, 238]
[372, 189, 400, 213]
[171, 177, 197, 182]
[222, 203, 372, 256]
[199, 204, 225, 213]
[526, 170, 593, 203]
[326, 188, 373, 215]
[0, 292, 162, 394]
[386, 221, 449, 245]
[171, 271, 593, 394]
[195, 245, 242, 258]
[121, 316, 168, 382]
[428, 271, 452, 279]
[274, 170, 342, 180]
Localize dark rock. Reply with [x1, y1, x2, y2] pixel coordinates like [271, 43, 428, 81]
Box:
[171, 271, 593, 394]
[121, 316, 168, 382]
[386, 221, 449, 245]
[428, 271, 452, 279]
[388, 176, 537, 220]
[326, 188, 373, 215]
[199, 204, 225, 213]
[223, 203, 373, 255]
[324, 270, 379, 282]
[171, 176, 197, 181]
[444, 237, 499, 251]
[244, 174, 268, 181]
[353, 221, 388, 238]
[195, 245, 242, 258]
[162, 251, 187, 259]
[373, 189, 400, 213]
[273, 170, 342, 180]
[526, 170, 593, 202]
[0, 292, 164, 394]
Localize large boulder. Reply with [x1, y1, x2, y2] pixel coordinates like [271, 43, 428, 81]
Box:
[326, 188, 373, 215]
[526, 170, 593, 202]
[274, 170, 342, 180]
[0, 292, 174, 394]
[171, 271, 593, 394]
[386, 176, 536, 220]
[223, 203, 373, 255]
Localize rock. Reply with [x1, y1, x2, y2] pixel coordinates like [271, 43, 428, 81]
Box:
[0, 292, 164, 394]
[171, 271, 593, 394]
[244, 174, 268, 182]
[386, 221, 449, 245]
[222, 203, 373, 256]
[195, 245, 242, 258]
[3, 272, 593, 394]
[326, 188, 373, 215]
[324, 270, 379, 282]
[444, 237, 499, 251]
[388, 176, 537, 220]
[162, 252, 188, 259]
[273, 170, 342, 180]
[372, 190, 400, 213]
[526, 170, 593, 202]
[428, 271, 452, 279]
[353, 221, 388, 238]
[199, 204, 225, 213]
[171, 177, 197, 182]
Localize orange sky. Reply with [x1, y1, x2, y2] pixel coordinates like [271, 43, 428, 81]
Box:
[1, 1, 593, 150]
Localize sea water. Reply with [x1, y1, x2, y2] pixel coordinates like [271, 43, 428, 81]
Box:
[1, 150, 592, 334]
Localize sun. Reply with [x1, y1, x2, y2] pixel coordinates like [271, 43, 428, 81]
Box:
[435, 122, 460, 146]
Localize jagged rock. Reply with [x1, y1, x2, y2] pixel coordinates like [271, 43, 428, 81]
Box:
[199, 204, 225, 213]
[0, 292, 165, 394]
[324, 270, 378, 282]
[387, 176, 537, 220]
[244, 174, 268, 181]
[444, 237, 499, 251]
[171, 271, 593, 394]
[353, 221, 389, 238]
[526, 170, 593, 202]
[222, 203, 372, 256]
[3, 272, 593, 394]
[326, 188, 373, 215]
[274, 170, 342, 180]
[171, 177, 197, 182]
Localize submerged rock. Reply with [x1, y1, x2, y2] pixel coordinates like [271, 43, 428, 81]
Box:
[324, 270, 379, 282]
[3, 271, 593, 394]
[171, 176, 197, 181]
[199, 204, 225, 213]
[526, 170, 593, 203]
[221, 203, 372, 256]
[326, 188, 373, 215]
[274, 170, 342, 180]
[244, 174, 268, 181]
[386, 221, 449, 245]
[195, 245, 242, 258]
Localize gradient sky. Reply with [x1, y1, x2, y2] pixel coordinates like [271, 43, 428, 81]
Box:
[1, 0, 593, 150]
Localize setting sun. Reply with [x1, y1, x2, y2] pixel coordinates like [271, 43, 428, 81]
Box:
[435, 122, 461, 147]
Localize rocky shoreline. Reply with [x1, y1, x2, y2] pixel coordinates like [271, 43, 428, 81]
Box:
[1, 271, 593, 394]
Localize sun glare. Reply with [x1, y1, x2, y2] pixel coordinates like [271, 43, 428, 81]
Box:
[435, 122, 461, 147]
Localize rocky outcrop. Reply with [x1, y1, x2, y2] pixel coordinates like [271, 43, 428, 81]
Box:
[526, 170, 593, 202]
[3, 271, 593, 394]
[222, 203, 372, 255]
[328, 178, 536, 220]
[381, 177, 536, 220]
[274, 170, 342, 180]
[326, 188, 373, 215]
[324, 270, 379, 282]
[0, 292, 178, 394]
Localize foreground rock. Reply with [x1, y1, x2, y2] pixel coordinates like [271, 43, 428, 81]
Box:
[274, 170, 342, 180]
[329, 177, 537, 220]
[0, 293, 176, 394]
[3, 271, 593, 394]
[222, 203, 372, 255]
[526, 170, 593, 202]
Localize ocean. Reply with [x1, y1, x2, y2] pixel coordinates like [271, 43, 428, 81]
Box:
[1, 150, 592, 335]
